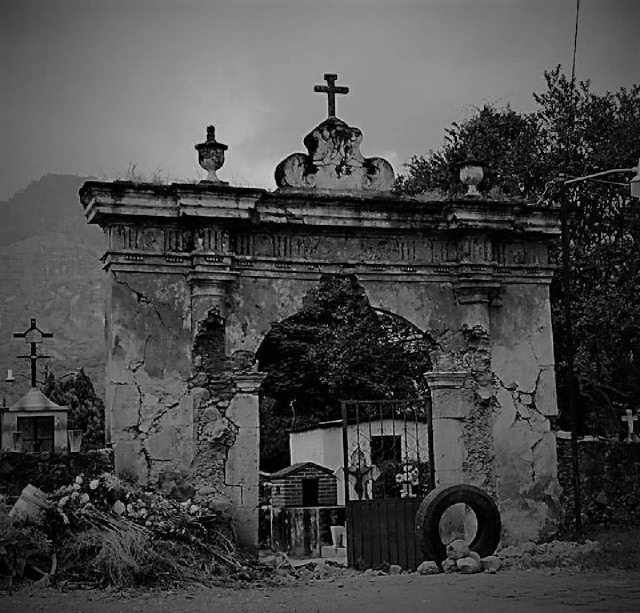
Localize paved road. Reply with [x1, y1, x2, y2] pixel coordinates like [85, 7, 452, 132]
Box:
[2, 570, 639, 613]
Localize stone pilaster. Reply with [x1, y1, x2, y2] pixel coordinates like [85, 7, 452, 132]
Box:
[188, 272, 236, 329]
[426, 371, 472, 486]
[225, 372, 266, 552]
[452, 278, 501, 331]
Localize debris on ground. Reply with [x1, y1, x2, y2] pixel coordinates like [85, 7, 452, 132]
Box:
[1, 475, 274, 592]
[497, 539, 600, 570]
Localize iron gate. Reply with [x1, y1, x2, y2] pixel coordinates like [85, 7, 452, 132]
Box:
[341, 398, 435, 570]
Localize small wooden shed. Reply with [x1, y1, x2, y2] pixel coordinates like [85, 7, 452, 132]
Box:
[270, 462, 337, 508]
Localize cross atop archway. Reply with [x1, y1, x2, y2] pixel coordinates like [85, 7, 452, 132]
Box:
[314, 73, 349, 118]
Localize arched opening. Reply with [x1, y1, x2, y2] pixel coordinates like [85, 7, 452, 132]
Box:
[255, 274, 436, 473]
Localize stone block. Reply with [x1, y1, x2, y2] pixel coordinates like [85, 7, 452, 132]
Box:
[114, 439, 149, 484]
[226, 393, 260, 429]
[481, 555, 501, 573]
[110, 385, 142, 432]
[536, 366, 558, 417]
[456, 556, 482, 574]
[446, 539, 470, 560]
[431, 386, 475, 419]
[417, 561, 440, 575]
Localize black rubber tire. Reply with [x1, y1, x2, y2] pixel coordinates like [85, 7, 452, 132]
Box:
[415, 484, 501, 563]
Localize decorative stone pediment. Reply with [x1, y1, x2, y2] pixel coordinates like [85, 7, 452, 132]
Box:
[275, 117, 395, 193]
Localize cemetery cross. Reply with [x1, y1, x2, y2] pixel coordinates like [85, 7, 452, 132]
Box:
[314, 73, 349, 118]
[621, 409, 638, 442]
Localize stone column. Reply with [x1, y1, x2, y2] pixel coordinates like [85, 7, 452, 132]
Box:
[188, 272, 236, 328]
[425, 371, 471, 486]
[225, 372, 266, 552]
[427, 279, 500, 488]
[452, 279, 501, 331]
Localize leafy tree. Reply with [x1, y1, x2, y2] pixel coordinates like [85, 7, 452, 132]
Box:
[257, 275, 435, 472]
[395, 103, 547, 199]
[42, 368, 105, 449]
[396, 66, 640, 436]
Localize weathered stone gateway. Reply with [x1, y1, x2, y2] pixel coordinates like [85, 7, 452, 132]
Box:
[80, 75, 562, 551]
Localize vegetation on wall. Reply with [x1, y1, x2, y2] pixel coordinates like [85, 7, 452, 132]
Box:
[395, 66, 640, 437]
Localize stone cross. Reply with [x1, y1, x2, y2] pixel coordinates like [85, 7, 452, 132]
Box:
[622, 409, 638, 442]
[314, 73, 349, 118]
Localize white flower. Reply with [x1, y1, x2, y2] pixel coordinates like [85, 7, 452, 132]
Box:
[72, 483, 81, 491]
[75, 476, 84, 485]
[89, 479, 100, 490]
[189, 505, 199, 514]
[113, 500, 126, 515]
[80, 493, 90, 504]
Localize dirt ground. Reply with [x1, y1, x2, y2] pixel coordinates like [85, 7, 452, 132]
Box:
[1, 569, 639, 613]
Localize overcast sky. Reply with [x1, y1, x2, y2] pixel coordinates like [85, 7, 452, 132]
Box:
[1, 0, 638, 201]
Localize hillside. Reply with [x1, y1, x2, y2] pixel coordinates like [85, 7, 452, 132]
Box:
[0, 175, 106, 401]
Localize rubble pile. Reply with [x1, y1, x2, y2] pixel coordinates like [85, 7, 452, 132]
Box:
[497, 539, 600, 570]
[1, 475, 268, 591]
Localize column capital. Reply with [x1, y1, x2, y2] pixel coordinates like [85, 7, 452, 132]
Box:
[187, 270, 237, 288]
[425, 370, 468, 389]
[189, 271, 236, 323]
[453, 279, 502, 307]
[233, 372, 266, 394]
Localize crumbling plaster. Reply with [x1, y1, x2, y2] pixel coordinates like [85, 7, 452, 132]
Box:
[82, 166, 562, 549]
[106, 272, 195, 489]
[226, 276, 318, 356]
[490, 284, 562, 542]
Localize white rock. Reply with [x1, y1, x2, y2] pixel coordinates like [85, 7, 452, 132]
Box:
[446, 539, 470, 560]
[442, 558, 458, 573]
[417, 561, 440, 575]
[481, 555, 501, 573]
[456, 556, 482, 574]
[389, 564, 402, 575]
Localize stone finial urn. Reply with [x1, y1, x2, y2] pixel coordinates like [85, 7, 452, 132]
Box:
[195, 125, 229, 185]
[460, 155, 484, 198]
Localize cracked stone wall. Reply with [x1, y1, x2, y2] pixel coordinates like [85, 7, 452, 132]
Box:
[360, 278, 561, 543]
[226, 276, 319, 356]
[106, 267, 560, 548]
[106, 270, 267, 549]
[106, 271, 194, 494]
[190, 310, 236, 502]
[491, 284, 562, 544]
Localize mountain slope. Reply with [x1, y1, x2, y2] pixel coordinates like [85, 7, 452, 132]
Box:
[0, 175, 106, 401]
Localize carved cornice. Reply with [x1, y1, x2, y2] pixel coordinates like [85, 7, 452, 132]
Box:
[81, 181, 560, 285]
[80, 181, 560, 237]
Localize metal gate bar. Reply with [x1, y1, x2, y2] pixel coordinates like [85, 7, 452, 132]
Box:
[341, 398, 434, 570]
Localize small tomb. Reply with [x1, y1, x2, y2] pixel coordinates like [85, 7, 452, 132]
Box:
[1, 388, 70, 452]
[270, 461, 337, 507]
[268, 462, 345, 558]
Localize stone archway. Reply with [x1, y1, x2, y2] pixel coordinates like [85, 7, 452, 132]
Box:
[80, 107, 562, 549]
[254, 274, 436, 473]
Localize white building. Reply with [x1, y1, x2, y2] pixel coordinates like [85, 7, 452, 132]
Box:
[289, 417, 431, 505]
